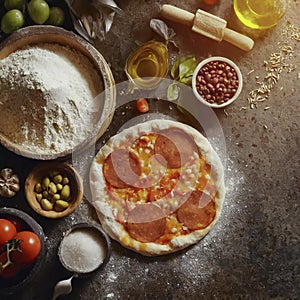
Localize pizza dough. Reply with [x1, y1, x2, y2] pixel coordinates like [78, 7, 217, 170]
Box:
[90, 120, 225, 256]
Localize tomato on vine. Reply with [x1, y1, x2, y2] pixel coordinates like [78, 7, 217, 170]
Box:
[0, 252, 22, 278]
[0, 219, 17, 245]
[11, 231, 41, 264]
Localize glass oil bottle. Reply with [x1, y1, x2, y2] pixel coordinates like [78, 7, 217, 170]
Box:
[125, 41, 169, 89]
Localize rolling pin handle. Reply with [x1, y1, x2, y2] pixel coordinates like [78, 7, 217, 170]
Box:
[160, 4, 194, 27]
[223, 28, 254, 51]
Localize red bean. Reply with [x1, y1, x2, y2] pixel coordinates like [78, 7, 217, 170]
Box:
[212, 77, 219, 85]
[207, 83, 214, 90]
[205, 74, 211, 81]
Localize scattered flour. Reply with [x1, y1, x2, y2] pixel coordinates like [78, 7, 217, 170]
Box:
[106, 293, 115, 299]
[107, 271, 118, 283]
[0, 43, 103, 156]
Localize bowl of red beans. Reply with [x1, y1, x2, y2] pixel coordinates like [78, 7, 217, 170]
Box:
[192, 56, 243, 108]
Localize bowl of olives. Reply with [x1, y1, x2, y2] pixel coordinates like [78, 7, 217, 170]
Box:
[25, 162, 83, 218]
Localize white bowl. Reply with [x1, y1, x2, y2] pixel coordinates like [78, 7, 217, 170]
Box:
[192, 56, 243, 108]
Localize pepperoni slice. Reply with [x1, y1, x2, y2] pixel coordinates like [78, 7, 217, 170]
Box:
[126, 204, 167, 243]
[177, 191, 216, 230]
[154, 128, 197, 169]
[103, 149, 141, 188]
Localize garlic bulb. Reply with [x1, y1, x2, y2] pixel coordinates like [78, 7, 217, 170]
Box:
[0, 168, 20, 198]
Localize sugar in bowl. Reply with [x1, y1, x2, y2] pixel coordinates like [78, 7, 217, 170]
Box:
[52, 223, 111, 300]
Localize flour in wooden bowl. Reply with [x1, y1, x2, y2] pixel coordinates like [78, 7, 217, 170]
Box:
[0, 43, 104, 158]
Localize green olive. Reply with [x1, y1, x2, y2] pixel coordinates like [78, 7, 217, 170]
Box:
[34, 183, 42, 193]
[52, 194, 60, 201]
[53, 174, 63, 184]
[48, 182, 57, 195]
[54, 200, 69, 211]
[42, 190, 49, 198]
[42, 177, 50, 189]
[61, 185, 70, 200]
[46, 6, 65, 26]
[1, 9, 24, 34]
[62, 177, 69, 185]
[41, 198, 53, 211]
[4, 0, 26, 10]
[36, 193, 43, 202]
[28, 0, 50, 25]
[56, 183, 63, 191]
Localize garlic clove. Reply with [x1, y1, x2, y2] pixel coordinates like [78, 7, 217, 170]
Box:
[0, 185, 16, 198]
[1, 168, 14, 179]
[9, 175, 20, 184]
[10, 183, 20, 193]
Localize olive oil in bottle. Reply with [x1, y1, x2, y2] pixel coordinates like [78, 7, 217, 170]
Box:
[234, 0, 288, 29]
[125, 41, 168, 89]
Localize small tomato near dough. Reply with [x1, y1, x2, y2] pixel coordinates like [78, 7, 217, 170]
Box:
[0, 219, 17, 245]
[204, 0, 217, 4]
[136, 98, 149, 113]
[11, 231, 41, 264]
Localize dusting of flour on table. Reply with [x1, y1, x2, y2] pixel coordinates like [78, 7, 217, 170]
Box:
[0, 43, 103, 155]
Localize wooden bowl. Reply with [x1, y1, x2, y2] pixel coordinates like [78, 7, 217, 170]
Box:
[0, 25, 116, 160]
[25, 162, 83, 218]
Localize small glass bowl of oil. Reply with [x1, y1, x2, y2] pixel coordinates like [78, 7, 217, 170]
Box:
[125, 41, 169, 89]
[234, 0, 289, 30]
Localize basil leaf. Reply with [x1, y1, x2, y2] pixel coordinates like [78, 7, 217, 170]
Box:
[171, 55, 197, 85]
[171, 56, 189, 79]
[150, 19, 175, 41]
[179, 56, 197, 81]
[170, 59, 180, 80]
[167, 83, 180, 101]
[179, 75, 193, 86]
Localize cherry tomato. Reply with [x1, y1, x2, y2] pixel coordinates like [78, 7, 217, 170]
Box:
[11, 231, 41, 264]
[0, 252, 22, 278]
[136, 98, 149, 113]
[0, 219, 17, 246]
[204, 0, 217, 5]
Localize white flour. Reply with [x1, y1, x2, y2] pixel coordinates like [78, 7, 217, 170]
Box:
[0, 43, 103, 156]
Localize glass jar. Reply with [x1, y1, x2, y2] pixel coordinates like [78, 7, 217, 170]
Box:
[233, 0, 289, 29]
[125, 41, 168, 89]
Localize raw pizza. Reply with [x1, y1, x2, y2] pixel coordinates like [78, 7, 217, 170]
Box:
[90, 120, 225, 256]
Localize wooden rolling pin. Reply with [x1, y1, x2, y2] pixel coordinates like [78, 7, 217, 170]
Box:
[160, 4, 254, 51]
